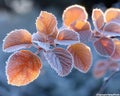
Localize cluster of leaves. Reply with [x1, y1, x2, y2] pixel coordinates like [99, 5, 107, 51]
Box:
[2, 4, 120, 86]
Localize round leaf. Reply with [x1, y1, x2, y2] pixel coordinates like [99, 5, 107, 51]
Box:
[62, 5, 88, 27]
[67, 43, 92, 73]
[94, 37, 115, 56]
[6, 50, 42, 86]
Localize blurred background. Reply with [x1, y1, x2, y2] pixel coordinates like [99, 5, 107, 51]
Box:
[0, 0, 120, 96]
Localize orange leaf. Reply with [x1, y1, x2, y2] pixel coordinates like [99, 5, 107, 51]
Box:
[92, 9, 104, 31]
[111, 39, 120, 60]
[55, 29, 80, 45]
[70, 20, 90, 31]
[62, 5, 88, 27]
[93, 60, 108, 79]
[3, 29, 32, 52]
[6, 50, 42, 86]
[44, 48, 73, 76]
[94, 37, 115, 56]
[105, 8, 120, 23]
[36, 11, 57, 35]
[67, 43, 92, 73]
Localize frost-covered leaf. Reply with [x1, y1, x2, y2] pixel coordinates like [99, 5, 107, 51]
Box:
[6, 50, 42, 86]
[94, 37, 115, 56]
[36, 11, 57, 35]
[67, 43, 92, 73]
[32, 33, 50, 50]
[55, 29, 80, 45]
[62, 5, 88, 27]
[103, 22, 120, 36]
[70, 20, 91, 42]
[93, 60, 108, 79]
[44, 48, 73, 76]
[92, 9, 104, 31]
[3, 29, 32, 52]
[105, 8, 120, 23]
[111, 39, 120, 60]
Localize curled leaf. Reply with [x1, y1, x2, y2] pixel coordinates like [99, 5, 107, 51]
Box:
[63, 5, 88, 27]
[103, 22, 120, 36]
[111, 39, 120, 60]
[105, 8, 120, 23]
[3, 29, 32, 52]
[44, 48, 73, 76]
[70, 20, 91, 42]
[32, 33, 50, 50]
[6, 50, 42, 86]
[93, 60, 108, 79]
[55, 29, 80, 45]
[94, 37, 115, 56]
[67, 43, 92, 73]
[36, 11, 57, 35]
[92, 9, 104, 31]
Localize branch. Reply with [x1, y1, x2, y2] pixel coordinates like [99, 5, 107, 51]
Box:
[98, 69, 120, 94]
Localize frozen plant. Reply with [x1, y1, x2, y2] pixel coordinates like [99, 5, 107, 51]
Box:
[2, 5, 120, 93]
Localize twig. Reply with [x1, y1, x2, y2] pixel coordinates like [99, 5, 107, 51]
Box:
[98, 69, 120, 94]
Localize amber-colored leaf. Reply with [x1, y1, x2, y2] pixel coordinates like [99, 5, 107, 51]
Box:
[32, 33, 50, 50]
[103, 22, 120, 36]
[3, 29, 32, 52]
[105, 8, 120, 23]
[36, 11, 57, 35]
[92, 9, 104, 31]
[93, 60, 108, 79]
[63, 5, 88, 27]
[70, 20, 91, 42]
[70, 20, 90, 31]
[94, 37, 115, 56]
[67, 43, 92, 73]
[48, 27, 58, 44]
[55, 29, 80, 45]
[44, 48, 73, 76]
[111, 39, 120, 60]
[6, 50, 42, 86]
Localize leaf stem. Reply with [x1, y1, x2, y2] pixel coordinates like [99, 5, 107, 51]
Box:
[98, 69, 120, 94]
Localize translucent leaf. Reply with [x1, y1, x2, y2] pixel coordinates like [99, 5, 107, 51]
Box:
[92, 9, 104, 31]
[111, 39, 120, 60]
[3, 29, 32, 52]
[105, 8, 120, 23]
[94, 37, 115, 56]
[93, 60, 108, 79]
[70, 20, 90, 31]
[48, 27, 58, 44]
[32, 33, 50, 50]
[55, 29, 80, 45]
[36, 11, 57, 35]
[70, 20, 91, 42]
[6, 50, 42, 86]
[44, 48, 73, 76]
[62, 5, 88, 27]
[67, 43, 92, 73]
[103, 22, 120, 36]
